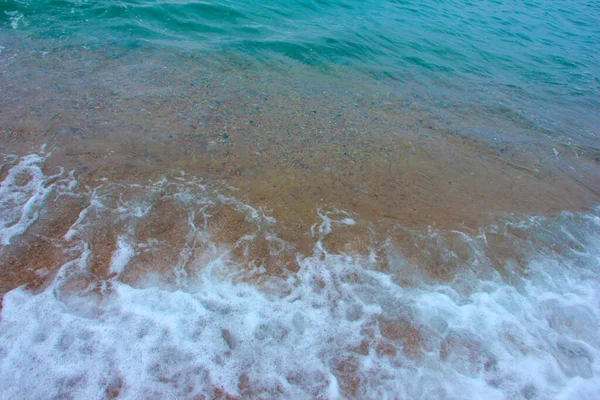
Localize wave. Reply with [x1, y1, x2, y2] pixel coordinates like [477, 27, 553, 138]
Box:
[1, 151, 599, 398]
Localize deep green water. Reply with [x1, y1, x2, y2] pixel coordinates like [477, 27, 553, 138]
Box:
[2, 0, 600, 140]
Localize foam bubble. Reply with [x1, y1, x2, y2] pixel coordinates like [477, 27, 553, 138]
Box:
[1, 154, 600, 398]
[0, 153, 67, 245]
[4, 10, 27, 30]
[109, 235, 135, 276]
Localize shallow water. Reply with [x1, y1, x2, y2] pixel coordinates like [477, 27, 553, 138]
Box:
[1, 0, 600, 398]
[2, 0, 599, 141]
[1, 147, 600, 399]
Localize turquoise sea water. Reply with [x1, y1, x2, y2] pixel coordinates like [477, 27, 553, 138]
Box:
[2, 0, 600, 139]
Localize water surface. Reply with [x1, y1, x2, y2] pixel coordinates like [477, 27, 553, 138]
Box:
[1, 1, 600, 398]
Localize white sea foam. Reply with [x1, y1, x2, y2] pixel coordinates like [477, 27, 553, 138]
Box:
[109, 235, 135, 276]
[0, 152, 73, 245]
[1, 154, 600, 399]
[4, 10, 26, 30]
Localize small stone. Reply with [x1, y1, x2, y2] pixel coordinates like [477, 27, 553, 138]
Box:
[221, 329, 236, 349]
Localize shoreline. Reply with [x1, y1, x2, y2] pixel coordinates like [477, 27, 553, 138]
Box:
[2, 39, 600, 298]
[1, 25, 600, 400]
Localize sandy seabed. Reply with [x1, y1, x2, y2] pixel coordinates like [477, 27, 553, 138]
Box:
[1, 38, 600, 399]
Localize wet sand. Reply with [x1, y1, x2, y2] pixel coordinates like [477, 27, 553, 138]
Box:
[2, 38, 600, 399]
[1, 38, 600, 301]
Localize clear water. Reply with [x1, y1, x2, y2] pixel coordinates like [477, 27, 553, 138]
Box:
[2, 0, 600, 139]
[0, 151, 600, 398]
[1, 1, 600, 399]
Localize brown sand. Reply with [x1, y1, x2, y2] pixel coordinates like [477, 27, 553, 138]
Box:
[1, 41, 600, 311]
